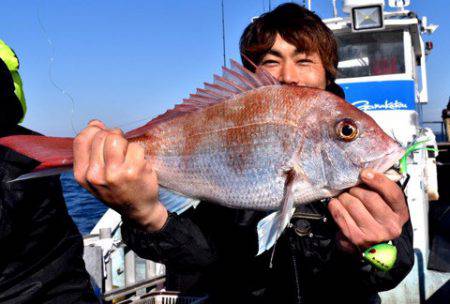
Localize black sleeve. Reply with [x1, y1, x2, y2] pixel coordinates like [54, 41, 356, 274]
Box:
[334, 218, 414, 293]
[0, 137, 98, 303]
[121, 202, 264, 275]
[121, 210, 217, 272]
[0, 58, 23, 128]
[362, 218, 414, 291]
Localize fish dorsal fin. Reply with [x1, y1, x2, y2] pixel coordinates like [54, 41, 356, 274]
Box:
[125, 60, 279, 139]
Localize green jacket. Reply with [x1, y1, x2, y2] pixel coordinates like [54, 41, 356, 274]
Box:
[0, 39, 26, 121]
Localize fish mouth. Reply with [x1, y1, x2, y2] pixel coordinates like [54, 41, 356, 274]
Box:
[363, 145, 405, 179]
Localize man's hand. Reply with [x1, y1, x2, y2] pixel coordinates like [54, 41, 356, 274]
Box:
[328, 168, 409, 254]
[73, 120, 168, 232]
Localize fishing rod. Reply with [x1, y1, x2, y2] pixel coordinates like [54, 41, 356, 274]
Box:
[221, 0, 226, 67]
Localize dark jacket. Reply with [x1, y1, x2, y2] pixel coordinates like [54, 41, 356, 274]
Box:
[0, 125, 98, 304]
[0, 56, 97, 303]
[122, 199, 414, 304]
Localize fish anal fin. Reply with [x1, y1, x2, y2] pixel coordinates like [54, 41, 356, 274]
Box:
[158, 186, 200, 214]
[10, 167, 72, 182]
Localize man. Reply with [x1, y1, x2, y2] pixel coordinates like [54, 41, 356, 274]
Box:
[73, 3, 413, 303]
[0, 47, 97, 302]
[0, 39, 26, 121]
[443, 97, 450, 142]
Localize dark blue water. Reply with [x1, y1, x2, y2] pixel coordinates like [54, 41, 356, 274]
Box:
[60, 172, 108, 235]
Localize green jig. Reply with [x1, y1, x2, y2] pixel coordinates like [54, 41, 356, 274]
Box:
[363, 242, 397, 272]
[399, 139, 438, 174]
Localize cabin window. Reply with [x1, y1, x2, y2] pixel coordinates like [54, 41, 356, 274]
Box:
[336, 30, 405, 78]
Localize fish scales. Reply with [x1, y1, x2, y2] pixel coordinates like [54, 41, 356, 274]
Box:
[0, 59, 404, 224]
[131, 86, 321, 210]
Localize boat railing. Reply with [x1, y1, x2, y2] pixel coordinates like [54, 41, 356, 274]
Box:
[83, 226, 167, 302]
[423, 121, 448, 142]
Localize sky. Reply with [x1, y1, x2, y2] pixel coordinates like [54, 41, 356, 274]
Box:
[0, 0, 448, 137]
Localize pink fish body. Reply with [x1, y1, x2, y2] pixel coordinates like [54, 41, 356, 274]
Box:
[0, 60, 404, 212]
[128, 85, 403, 211]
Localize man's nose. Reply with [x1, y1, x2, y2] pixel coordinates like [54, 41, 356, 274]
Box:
[279, 61, 299, 85]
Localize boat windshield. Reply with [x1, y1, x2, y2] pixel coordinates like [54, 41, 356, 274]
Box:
[336, 30, 405, 79]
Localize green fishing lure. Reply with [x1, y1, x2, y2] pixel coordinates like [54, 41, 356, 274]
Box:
[399, 139, 438, 174]
[363, 242, 397, 272]
[361, 139, 438, 272]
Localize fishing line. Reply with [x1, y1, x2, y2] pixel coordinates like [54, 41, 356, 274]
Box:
[36, 0, 78, 135]
[114, 115, 155, 130]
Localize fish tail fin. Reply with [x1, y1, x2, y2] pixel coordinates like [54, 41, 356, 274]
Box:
[0, 135, 74, 180]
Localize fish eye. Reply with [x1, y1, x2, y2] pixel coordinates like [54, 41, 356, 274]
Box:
[335, 119, 359, 142]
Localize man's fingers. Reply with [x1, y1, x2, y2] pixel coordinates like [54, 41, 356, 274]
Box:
[73, 125, 105, 188]
[103, 133, 128, 184]
[104, 133, 128, 167]
[88, 119, 106, 129]
[86, 130, 109, 186]
[328, 198, 365, 247]
[124, 142, 147, 175]
[348, 186, 395, 225]
[337, 193, 382, 234]
[360, 169, 407, 218]
[110, 128, 124, 136]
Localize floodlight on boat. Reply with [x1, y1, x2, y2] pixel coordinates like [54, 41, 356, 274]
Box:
[343, 0, 385, 32]
[352, 5, 384, 31]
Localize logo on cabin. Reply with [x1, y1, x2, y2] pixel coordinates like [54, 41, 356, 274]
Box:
[352, 99, 409, 111]
[340, 80, 416, 111]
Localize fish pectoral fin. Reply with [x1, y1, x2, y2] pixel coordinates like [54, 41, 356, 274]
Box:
[158, 186, 200, 214]
[256, 168, 298, 255]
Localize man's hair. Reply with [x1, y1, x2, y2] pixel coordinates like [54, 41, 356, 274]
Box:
[240, 3, 338, 81]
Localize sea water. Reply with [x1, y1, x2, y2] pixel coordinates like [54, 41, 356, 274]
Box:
[61, 172, 107, 235]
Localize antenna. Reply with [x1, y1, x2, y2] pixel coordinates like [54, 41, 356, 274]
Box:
[302, 0, 311, 10]
[221, 0, 226, 67]
[332, 0, 338, 17]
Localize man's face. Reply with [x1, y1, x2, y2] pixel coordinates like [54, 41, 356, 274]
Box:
[259, 34, 327, 89]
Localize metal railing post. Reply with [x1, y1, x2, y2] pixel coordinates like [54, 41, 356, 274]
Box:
[124, 248, 136, 286]
[99, 228, 113, 292]
[145, 260, 154, 279]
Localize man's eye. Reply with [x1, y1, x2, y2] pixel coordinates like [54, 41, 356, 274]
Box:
[262, 60, 278, 66]
[297, 59, 313, 65]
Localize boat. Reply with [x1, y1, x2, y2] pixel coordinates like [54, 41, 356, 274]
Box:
[82, 1, 450, 302]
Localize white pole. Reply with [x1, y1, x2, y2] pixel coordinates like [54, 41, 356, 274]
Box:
[332, 0, 338, 17]
[124, 248, 136, 285]
[308, 0, 312, 10]
[99, 228, 113, 292]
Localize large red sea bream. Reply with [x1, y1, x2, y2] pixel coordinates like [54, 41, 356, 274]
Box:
[0, 60, 404, 253]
